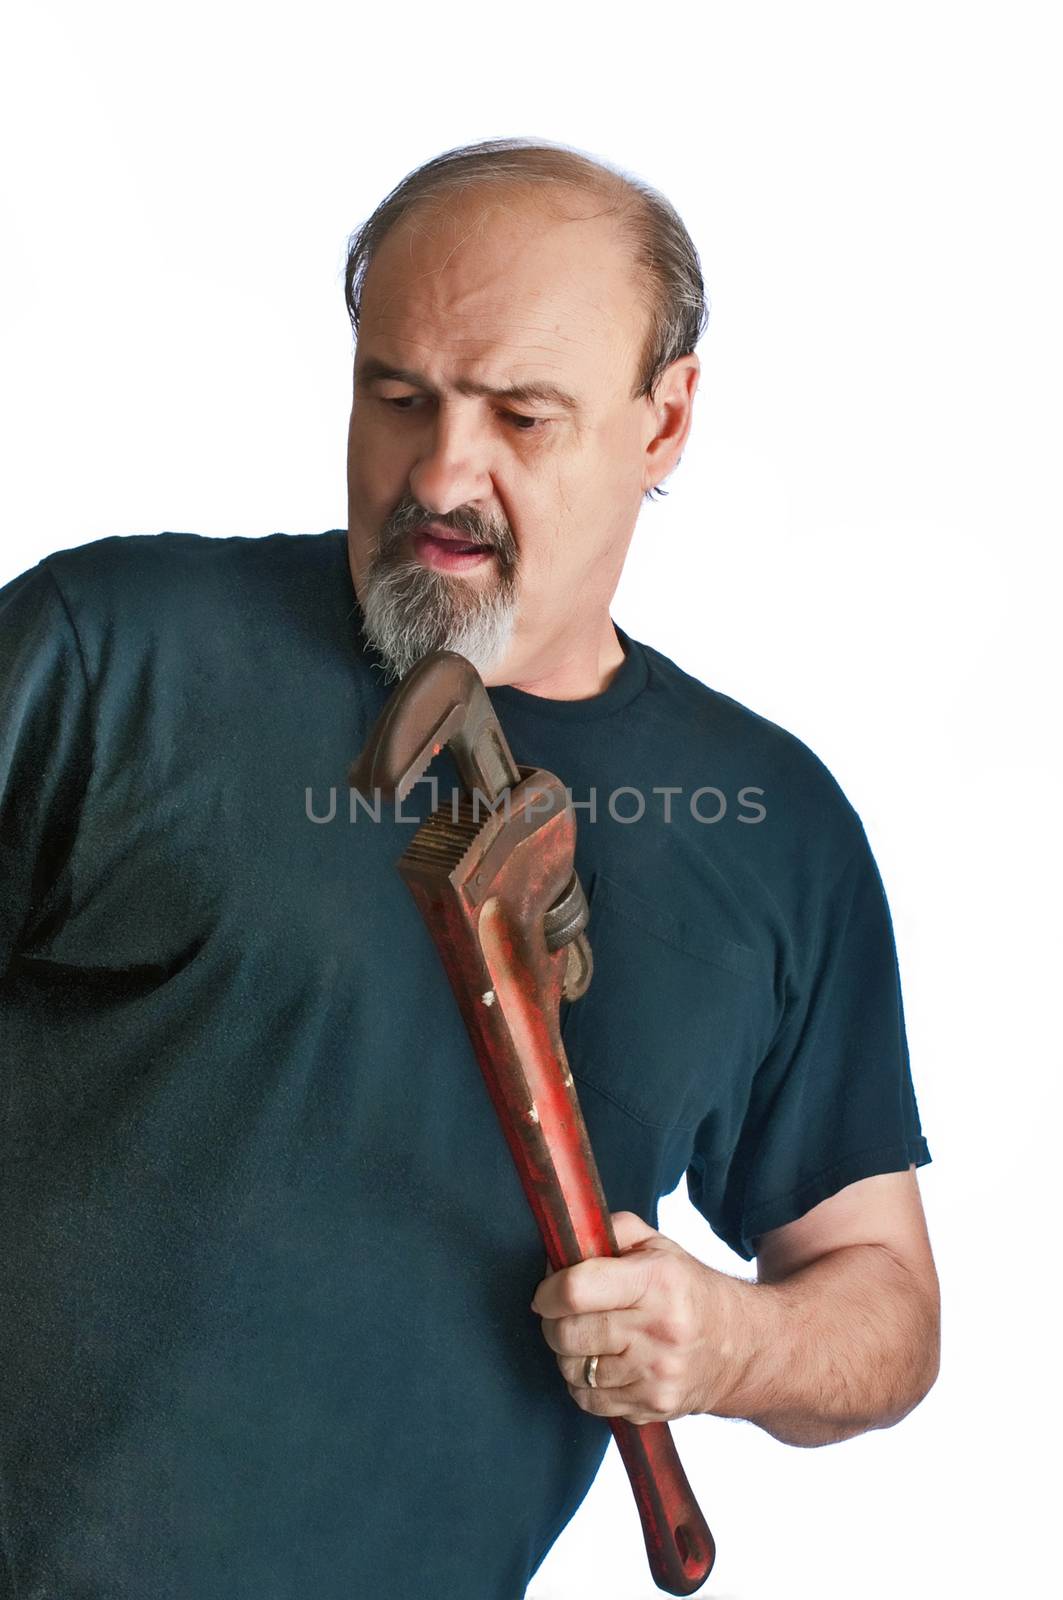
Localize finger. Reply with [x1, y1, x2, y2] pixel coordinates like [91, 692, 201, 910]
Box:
[529, 1257, 556, 1306]
[609, 1210, 660, 1252]
[538, 1309, 629, 1357]
[556, 1349, 638, 1390]
[564, 1375, 677, 1423]
[530, 1253, 652, 1319]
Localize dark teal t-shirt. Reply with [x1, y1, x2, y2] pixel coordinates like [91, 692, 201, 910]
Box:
[0, 532, 930, 1599]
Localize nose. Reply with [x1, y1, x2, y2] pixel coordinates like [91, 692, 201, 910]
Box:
[408, 405, 493, 517]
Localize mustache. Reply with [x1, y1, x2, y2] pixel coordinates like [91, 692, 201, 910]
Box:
[375, 497, 518, 567]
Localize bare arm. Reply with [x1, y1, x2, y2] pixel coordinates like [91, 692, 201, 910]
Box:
[716, 1238, 941, 1446]
[532, 1169, 940, 1444]
[729, 1164, 941, 1445]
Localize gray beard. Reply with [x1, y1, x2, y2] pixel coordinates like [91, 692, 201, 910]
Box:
[360, 553, 519, 684]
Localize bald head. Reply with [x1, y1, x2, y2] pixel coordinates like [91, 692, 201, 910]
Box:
[345, 153, 701, 696]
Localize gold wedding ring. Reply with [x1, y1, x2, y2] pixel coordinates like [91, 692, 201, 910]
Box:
[583, 1354, 600, 1389]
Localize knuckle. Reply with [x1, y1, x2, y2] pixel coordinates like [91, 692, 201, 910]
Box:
[558, 1274, 586, 1315]
[556, 1319, 580, 1355]
[649, 1352, 678, 1382]
[648, 1382, 678, 1415]
[675, 1304, 697, 1342]
[657, 1308, 692, 1347]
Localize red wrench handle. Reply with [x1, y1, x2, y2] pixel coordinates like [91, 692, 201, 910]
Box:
[545, 1217, 716, 1597]
[398, 782, 716, 1595]
[514, 1128, 714, 1598]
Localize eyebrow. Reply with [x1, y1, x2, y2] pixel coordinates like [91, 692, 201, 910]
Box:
[355, 357, 582, 414]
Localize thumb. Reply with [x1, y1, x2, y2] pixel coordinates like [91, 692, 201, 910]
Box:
[610, 1209, 660, 1252]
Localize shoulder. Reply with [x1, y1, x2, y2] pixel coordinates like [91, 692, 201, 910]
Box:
[17, 530, 349, 699]
[34, 530, 347, 663]
[40, 529, 346, 611]
[636, 636, 867, 858]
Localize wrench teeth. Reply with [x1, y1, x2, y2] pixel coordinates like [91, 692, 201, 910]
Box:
[395, 742, 439, 803]
[401, 793, 484, 874]
[349, 717, 451, 803]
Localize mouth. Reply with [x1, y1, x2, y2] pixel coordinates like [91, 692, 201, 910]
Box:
[410, 522, 496, 573]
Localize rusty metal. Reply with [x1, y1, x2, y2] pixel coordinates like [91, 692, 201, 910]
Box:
[349, 649, 716, 1596]
[350, 651, 593, 1002]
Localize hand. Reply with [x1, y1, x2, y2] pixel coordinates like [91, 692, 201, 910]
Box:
[529, 1210, 749, 1425]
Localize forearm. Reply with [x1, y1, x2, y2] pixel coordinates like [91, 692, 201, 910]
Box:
[712, 1243, 940, 1447]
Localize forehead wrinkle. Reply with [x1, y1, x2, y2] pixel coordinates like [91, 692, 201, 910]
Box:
[359, 327, 575, 369]
[359, 312, 598, 370]
[383, 228, 614, 329]
[362, 312, 601, 369]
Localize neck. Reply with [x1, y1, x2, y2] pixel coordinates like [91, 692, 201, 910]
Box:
[482, 617, 627, 700]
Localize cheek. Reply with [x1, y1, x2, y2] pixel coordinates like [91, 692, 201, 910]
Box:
[346, 438, 397, 575]
[517, 461, 625, 588]
[348, 420, 405, 507]
[561, 431, 640, 517]
[558, 466, 633, 567]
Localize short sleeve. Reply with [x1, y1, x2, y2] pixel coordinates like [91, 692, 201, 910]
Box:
[687, 823, 931, 1262]
[0, 560, 93, 976]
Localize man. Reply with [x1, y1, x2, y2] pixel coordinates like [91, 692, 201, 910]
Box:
[0, 139, 937, 1599]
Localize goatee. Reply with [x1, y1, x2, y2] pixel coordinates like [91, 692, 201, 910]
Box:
[359, 497, 519, 683]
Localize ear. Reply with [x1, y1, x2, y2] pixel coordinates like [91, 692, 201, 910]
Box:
[642, 354, 700, 495]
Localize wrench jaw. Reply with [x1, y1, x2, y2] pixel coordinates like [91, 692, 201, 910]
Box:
[348, 651, 592, 997]
[398, 764, 594, 1003]
[347, 649, 520, 806]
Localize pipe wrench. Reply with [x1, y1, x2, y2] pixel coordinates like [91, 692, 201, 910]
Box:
[349, 649, 716, 1596]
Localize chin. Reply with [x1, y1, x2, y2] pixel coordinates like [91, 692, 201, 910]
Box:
[360, 557, 519, 685]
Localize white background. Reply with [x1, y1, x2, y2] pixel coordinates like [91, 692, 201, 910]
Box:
[2, 3, 1060, 1596]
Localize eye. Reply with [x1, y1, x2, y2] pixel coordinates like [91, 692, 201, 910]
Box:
[380, 395, 425, 412]
[376, 395, 549, 432]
